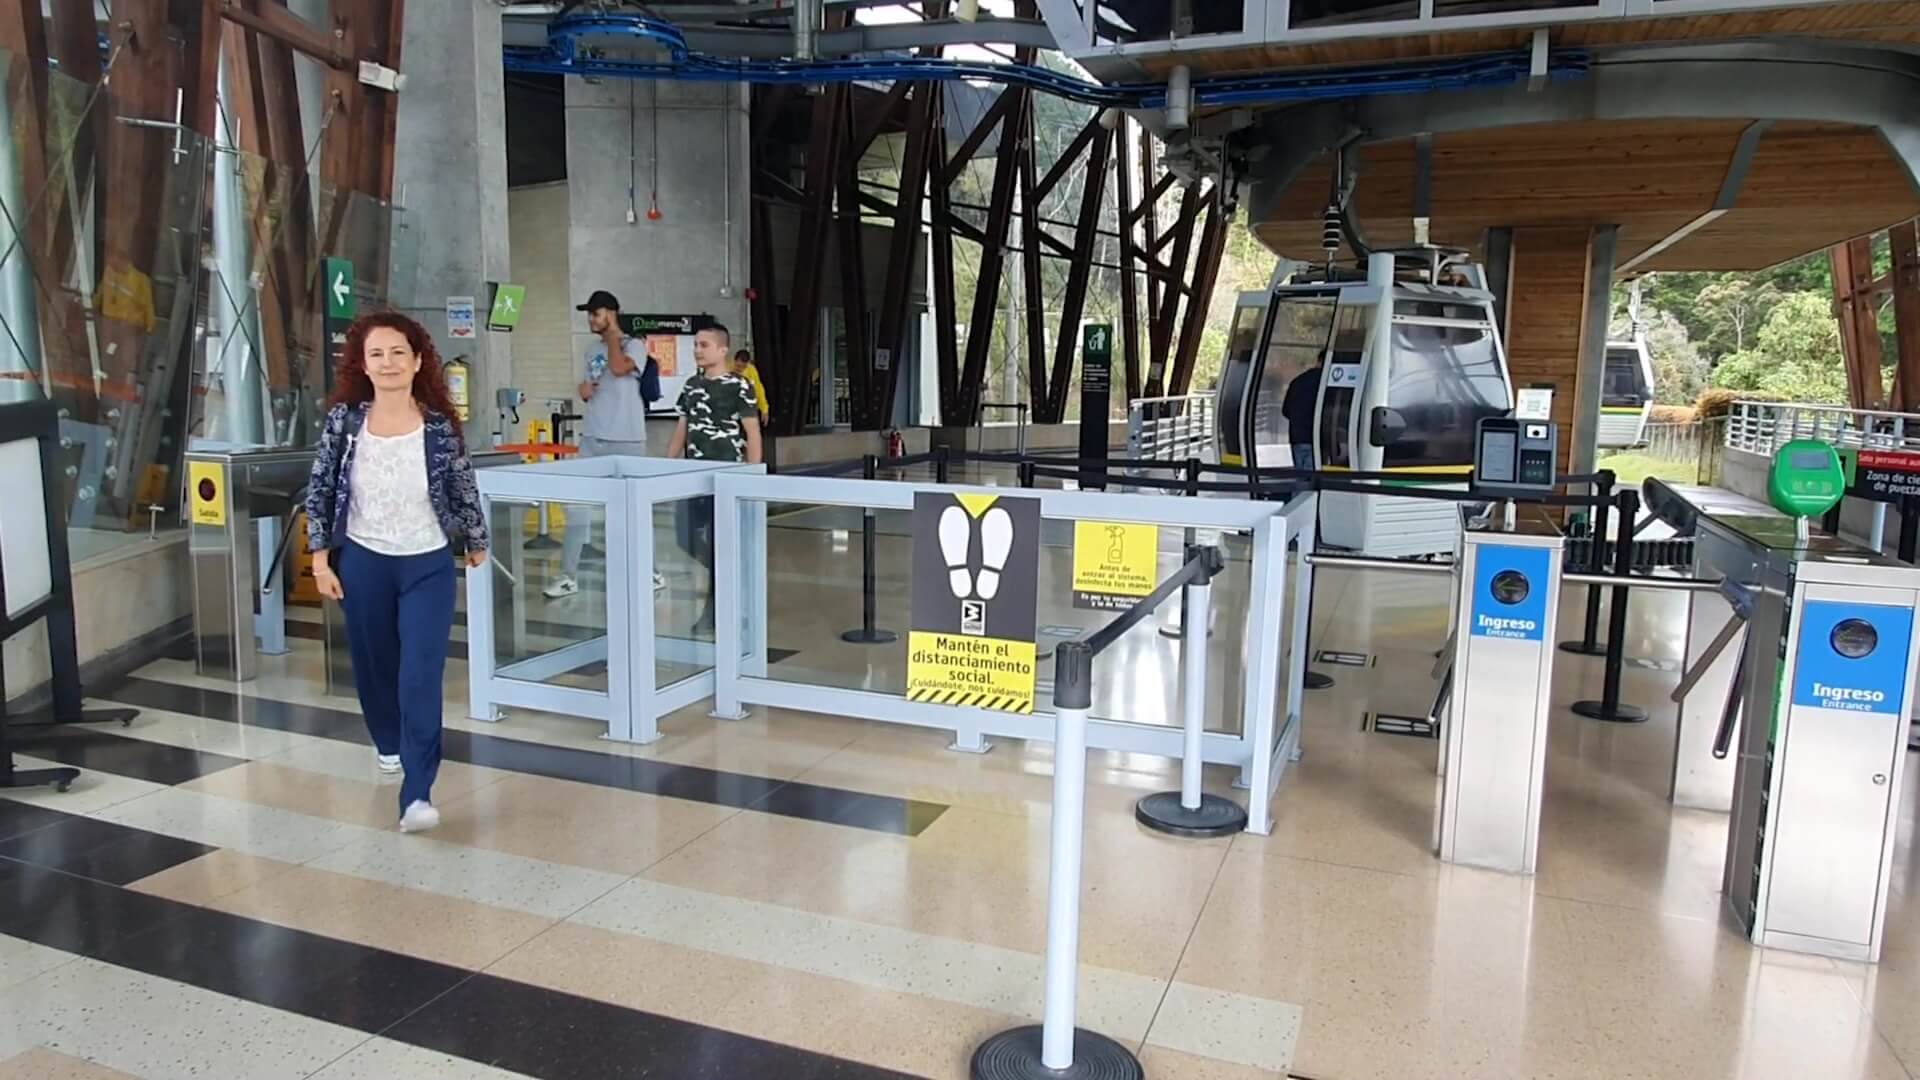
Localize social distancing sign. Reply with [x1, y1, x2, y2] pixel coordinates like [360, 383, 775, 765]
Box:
[907, 492, 1040, 714]
[1071, 520, 1157, 610]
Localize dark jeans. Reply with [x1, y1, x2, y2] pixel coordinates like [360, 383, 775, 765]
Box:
[336, 541, 455, 812]
[675, 497, 715, 570]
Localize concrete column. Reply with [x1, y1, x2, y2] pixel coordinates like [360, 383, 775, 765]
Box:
[1504, 227, 1591, 458]
[1572, 225, 1620, 476]
[391, 2, 512, 443]
[564, 78, 750, 367]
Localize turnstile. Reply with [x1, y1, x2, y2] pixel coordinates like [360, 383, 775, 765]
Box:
[1435, 505, 1566, 874]
[1696, 511, 1920, 962]
[186, 445, 315, 681]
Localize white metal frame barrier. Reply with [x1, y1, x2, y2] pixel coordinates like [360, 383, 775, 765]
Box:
[709, 471, 1317, 833]
[1725, 400, 1920, 455]
[1125, 393, 1215, 471]
[465, 455, 765, 744]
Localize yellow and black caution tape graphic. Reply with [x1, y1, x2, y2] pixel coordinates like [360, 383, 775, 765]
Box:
[906, 686, 1035, 714]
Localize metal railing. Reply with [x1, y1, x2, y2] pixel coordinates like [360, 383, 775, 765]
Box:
[1724, 401, 1920, 455]
[1125, 394, 1215, 476]
[1642, 420, 1705, 463]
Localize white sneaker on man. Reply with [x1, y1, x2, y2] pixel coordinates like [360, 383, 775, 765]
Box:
[543, 575, 579, 599]
[376, 753, 401, 774]
[399, 800, 441, 833]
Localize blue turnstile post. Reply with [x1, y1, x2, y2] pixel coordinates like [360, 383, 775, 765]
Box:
[1435, 505, 1565, 874]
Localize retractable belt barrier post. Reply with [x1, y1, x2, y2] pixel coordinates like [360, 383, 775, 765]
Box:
[1560, 470, 1614, 656]
[1135, 545, 1249, 837]
[840, 455, 899, 646]
[966, 547, 1239, 1080]
[1572, 489, 1650, 724]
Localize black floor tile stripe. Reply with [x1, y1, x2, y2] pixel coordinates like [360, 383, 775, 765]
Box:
[6, 723, 248, 786]
[101, 676, 948, 837]
[0, 832, 925, 1080]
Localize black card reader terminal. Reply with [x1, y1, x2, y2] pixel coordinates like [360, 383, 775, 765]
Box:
[1473, 416, 1558, 494]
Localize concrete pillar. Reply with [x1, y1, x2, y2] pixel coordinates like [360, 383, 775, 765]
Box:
[563, 79, 750, 369]
[391, 2, 512, 443]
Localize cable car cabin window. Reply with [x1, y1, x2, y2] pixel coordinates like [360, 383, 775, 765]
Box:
[1215, 302, 1267, 462]
[1315, 305, 1371, 469]
[1251, 297, 1337, 466]
[1382, 310, 1510, 469]
[1602, 347, 1650, 407]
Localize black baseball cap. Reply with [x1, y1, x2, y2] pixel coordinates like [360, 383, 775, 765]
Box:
[576, 290, 620, 313]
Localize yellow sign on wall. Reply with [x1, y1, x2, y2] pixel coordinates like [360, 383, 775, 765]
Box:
[188, 461, 226, 526]
[1071, 520, 1158, 610]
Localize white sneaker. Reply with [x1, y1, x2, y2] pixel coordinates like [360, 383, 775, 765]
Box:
[653, 572, 666, 592]
[376, 753, 401, 774]
[399, 800, 441, 833]
[543, 575, 579, 599]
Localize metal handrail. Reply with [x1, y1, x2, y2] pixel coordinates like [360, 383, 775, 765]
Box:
[1724, 400, 1920, 455]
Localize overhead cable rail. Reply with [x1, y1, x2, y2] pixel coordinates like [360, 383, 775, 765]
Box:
[503, 13, 1591, 106]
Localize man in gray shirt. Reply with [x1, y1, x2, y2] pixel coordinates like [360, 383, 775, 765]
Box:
[547, 289, 661, 598]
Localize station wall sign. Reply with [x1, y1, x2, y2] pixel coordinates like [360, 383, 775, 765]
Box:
[1071, 520, 1157, 610]
[907, 492, 1040, 713]
[1841, 448, 1920, 504]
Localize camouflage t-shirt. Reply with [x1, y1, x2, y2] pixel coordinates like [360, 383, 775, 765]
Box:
[676, 372, 758, 461]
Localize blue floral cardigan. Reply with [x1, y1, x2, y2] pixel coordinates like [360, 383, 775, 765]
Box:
[305, 402, 489, 556]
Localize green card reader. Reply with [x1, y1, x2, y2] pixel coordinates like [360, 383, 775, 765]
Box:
[1474, 417, 1558, 494]
[1766, 439, 1846, 522]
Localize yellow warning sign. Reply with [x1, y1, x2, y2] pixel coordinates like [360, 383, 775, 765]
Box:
[906, 492, 1040, 715]
[907, 633, 1038, 714]
[188, 460, 226, 526]
[1072, 520, 1158, 610]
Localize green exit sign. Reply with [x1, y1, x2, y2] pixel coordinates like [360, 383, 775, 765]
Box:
[323, 257, 355, 320]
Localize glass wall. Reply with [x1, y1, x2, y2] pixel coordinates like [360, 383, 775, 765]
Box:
[0, 50, 410, 561]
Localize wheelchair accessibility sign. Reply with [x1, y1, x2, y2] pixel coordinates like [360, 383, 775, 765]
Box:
[908, 492, 1040, 714]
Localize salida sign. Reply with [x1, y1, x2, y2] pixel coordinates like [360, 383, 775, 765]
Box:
[1843, 449, 1920, 503]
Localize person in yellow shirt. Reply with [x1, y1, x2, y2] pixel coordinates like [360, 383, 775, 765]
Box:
[733, 349, 770, 423]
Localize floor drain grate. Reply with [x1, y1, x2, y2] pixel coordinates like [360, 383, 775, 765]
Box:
[1313, 649, 1373, 667]
[1365, 711, 1439, 739]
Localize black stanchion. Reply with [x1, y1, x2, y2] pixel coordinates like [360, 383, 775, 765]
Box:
[1136, 547, 1248, 838]
[1898, 496, 1918, 564]
[840, 455, 898, 646]
[1560, 470, 1614, 656]
[934, 444, 952, 485]
[1573, 489, 1649, 724]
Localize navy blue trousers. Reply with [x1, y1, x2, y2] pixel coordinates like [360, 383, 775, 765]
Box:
[336, 541, 455, 812]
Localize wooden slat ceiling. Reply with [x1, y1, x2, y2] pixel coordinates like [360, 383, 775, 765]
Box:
[1249, 119, 1920, 270]
[1138, 0, 1920, 73]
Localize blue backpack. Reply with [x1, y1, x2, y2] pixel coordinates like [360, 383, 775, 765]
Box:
[640, 357, 662, 405]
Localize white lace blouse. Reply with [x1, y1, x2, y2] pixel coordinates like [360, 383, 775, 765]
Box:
[344, 425, 448, 556]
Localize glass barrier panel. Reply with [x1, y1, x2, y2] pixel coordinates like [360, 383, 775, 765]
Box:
[655, 493, 717, 687]
[760, 497, 1257, 736]
[490, 497, 610, 692]
[0, 52, 212, 557]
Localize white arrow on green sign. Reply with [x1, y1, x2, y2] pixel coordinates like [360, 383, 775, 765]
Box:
[324, 257, 356, 320]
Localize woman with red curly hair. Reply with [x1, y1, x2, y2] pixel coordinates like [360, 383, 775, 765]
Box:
[304, 311, 488, 834]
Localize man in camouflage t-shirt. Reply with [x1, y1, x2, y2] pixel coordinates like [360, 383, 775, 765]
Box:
[669, 323, 762, 464]
[668, 322, 760, 633]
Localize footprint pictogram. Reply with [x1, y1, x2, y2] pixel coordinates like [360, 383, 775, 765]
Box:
[976, 506, 1013, 600]
[939, 504, 972, 600]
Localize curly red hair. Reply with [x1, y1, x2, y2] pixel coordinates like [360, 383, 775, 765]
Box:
[326, 311, 464, 442]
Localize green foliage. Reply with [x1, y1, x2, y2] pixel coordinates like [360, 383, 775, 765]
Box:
[1706, 292, 1849, 404]
[1594, 452, 1698, 487]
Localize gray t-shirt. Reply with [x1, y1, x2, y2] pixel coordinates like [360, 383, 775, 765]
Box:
[582, 336, 653, 441]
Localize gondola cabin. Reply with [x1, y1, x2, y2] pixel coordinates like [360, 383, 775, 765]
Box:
[1597, 338, 1656, 450]
[1216, 250, 1514, 557]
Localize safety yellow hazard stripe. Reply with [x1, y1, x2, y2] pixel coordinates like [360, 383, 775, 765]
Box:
[907, 687, 1034, 714]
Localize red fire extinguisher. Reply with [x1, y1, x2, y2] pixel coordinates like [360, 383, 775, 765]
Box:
[884, 428, 904, 460]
